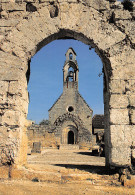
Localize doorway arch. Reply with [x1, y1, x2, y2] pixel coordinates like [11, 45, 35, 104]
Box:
[68, 131, 74, 144]
[0, 0, 133, 169]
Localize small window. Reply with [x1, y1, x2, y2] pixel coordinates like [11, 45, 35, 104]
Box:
[68, 106, 74, 112]
[69, 53, 73, 60]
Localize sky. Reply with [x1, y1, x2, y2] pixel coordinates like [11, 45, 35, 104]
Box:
[27, 40, 104, 124]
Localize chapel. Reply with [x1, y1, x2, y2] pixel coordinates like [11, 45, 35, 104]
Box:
[48, 48, 93, 148]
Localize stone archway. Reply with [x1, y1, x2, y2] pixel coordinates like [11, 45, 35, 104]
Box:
[62, 124, 78, 145]
[0, 0, 135, 169]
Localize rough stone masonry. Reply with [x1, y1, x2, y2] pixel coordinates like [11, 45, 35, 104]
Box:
[0, 0, 135, 171]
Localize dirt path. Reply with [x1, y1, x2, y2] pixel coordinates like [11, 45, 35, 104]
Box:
[0, 149, 135, 195]
[0, 179, 134, 195]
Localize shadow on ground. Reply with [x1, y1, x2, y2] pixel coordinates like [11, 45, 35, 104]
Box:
[75, 151, 99, 157]
[54, 164, 118, 175]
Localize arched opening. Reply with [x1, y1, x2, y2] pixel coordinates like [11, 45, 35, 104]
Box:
[26, 30, 111, 167]
[0, 0, 132, 171]
[27, 39, 104, 123]
[68, 131, 74, 144]
[27, 38, 105, 156]
[69, 53, 73, 60]
[67, 67, 74, 82]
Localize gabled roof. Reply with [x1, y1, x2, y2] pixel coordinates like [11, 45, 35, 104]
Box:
[65, 47, 77, 56]
[48, 93, 63, 112]
[92, 115, 104, 128]
[78, 92, 93, 113]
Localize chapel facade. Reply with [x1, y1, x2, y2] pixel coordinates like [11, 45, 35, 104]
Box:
[48, 48, 93, 148]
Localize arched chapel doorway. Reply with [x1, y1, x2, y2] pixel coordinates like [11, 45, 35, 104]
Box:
[68, 131, 74, 144]
[62, 124, 78, 144]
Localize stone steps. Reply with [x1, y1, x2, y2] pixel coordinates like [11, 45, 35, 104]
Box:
[60, 144, 79, 150]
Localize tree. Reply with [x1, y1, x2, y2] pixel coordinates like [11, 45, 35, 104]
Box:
[39, 119, 50, 125]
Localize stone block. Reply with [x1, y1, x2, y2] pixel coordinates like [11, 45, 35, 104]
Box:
[7, 29, 36, 53]
[110, 125, 134, 147]
[2, 110, 21, 126]
[128, 95, 135, 107]
[0, 67, 25, 81]
[124, 125, 134, 146]
[112, 66, 135, 80]
[0, 126, 9, 140]
[0, 51, 24, 67]
[31, 142, 41, 153]
[110, 125, 125, 146]
[84, 0, 110, 11]
[125, 80, 135, 94]
[110, 146, 131, 166]
[110, 109, 129, 125]
[109, 79, 125, 94]
[110, 94, 128, 108]
[8, 81, 28, 97]
[60, 2, 69, 13]
[0, 166, 9, 179]
[0, 19, 20, 27]
[129, 110, 135, 124]
[12, 45, 26, 58]
[114, 10, 132, 20]
[0, 0, 11, 2]
[0, 81, 8, 95]
[110, 54, 134, 68]
[2, 2, 25, 11]
[16, 19, 44, 45]
[115, 20, 135, 44]
[1, 42, 12, 53]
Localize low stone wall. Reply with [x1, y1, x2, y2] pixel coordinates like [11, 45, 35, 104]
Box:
[27, 124, 60, 152]
[27, 122, 93, 152]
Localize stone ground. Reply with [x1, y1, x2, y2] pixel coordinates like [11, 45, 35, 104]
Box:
[27, 149, 105, 166]
[0, 149, 135, 195]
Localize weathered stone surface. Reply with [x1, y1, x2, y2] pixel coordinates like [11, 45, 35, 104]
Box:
[128, 95, 135, 107]
[109, 94, 128, 109]
[1, 110, 21, 126]
[1, 2, 25, 11]
[0, 166, 9, 179]
[115, 20, 135, 44]
[110, 109, 129, 125]
[109, 79, 126, 94]
[111, 146, 131, 166]
[0, 0, 135, 169]
[113, 9, 132, 20]
[129, 110, 135, 124]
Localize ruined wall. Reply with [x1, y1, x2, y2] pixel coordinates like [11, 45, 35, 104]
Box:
[27, 124, 60, 151]
[0, 0, 135, 168]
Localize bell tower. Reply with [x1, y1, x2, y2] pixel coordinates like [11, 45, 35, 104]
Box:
[63, 48, 79, 91]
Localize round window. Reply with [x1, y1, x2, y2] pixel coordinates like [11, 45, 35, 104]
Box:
[68, 106, 74, 112]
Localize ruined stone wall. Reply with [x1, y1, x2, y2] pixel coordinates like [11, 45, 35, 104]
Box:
[0, 0, 135, 169]
[27, 124, 60, 151]
[27, 122, 92, 151]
